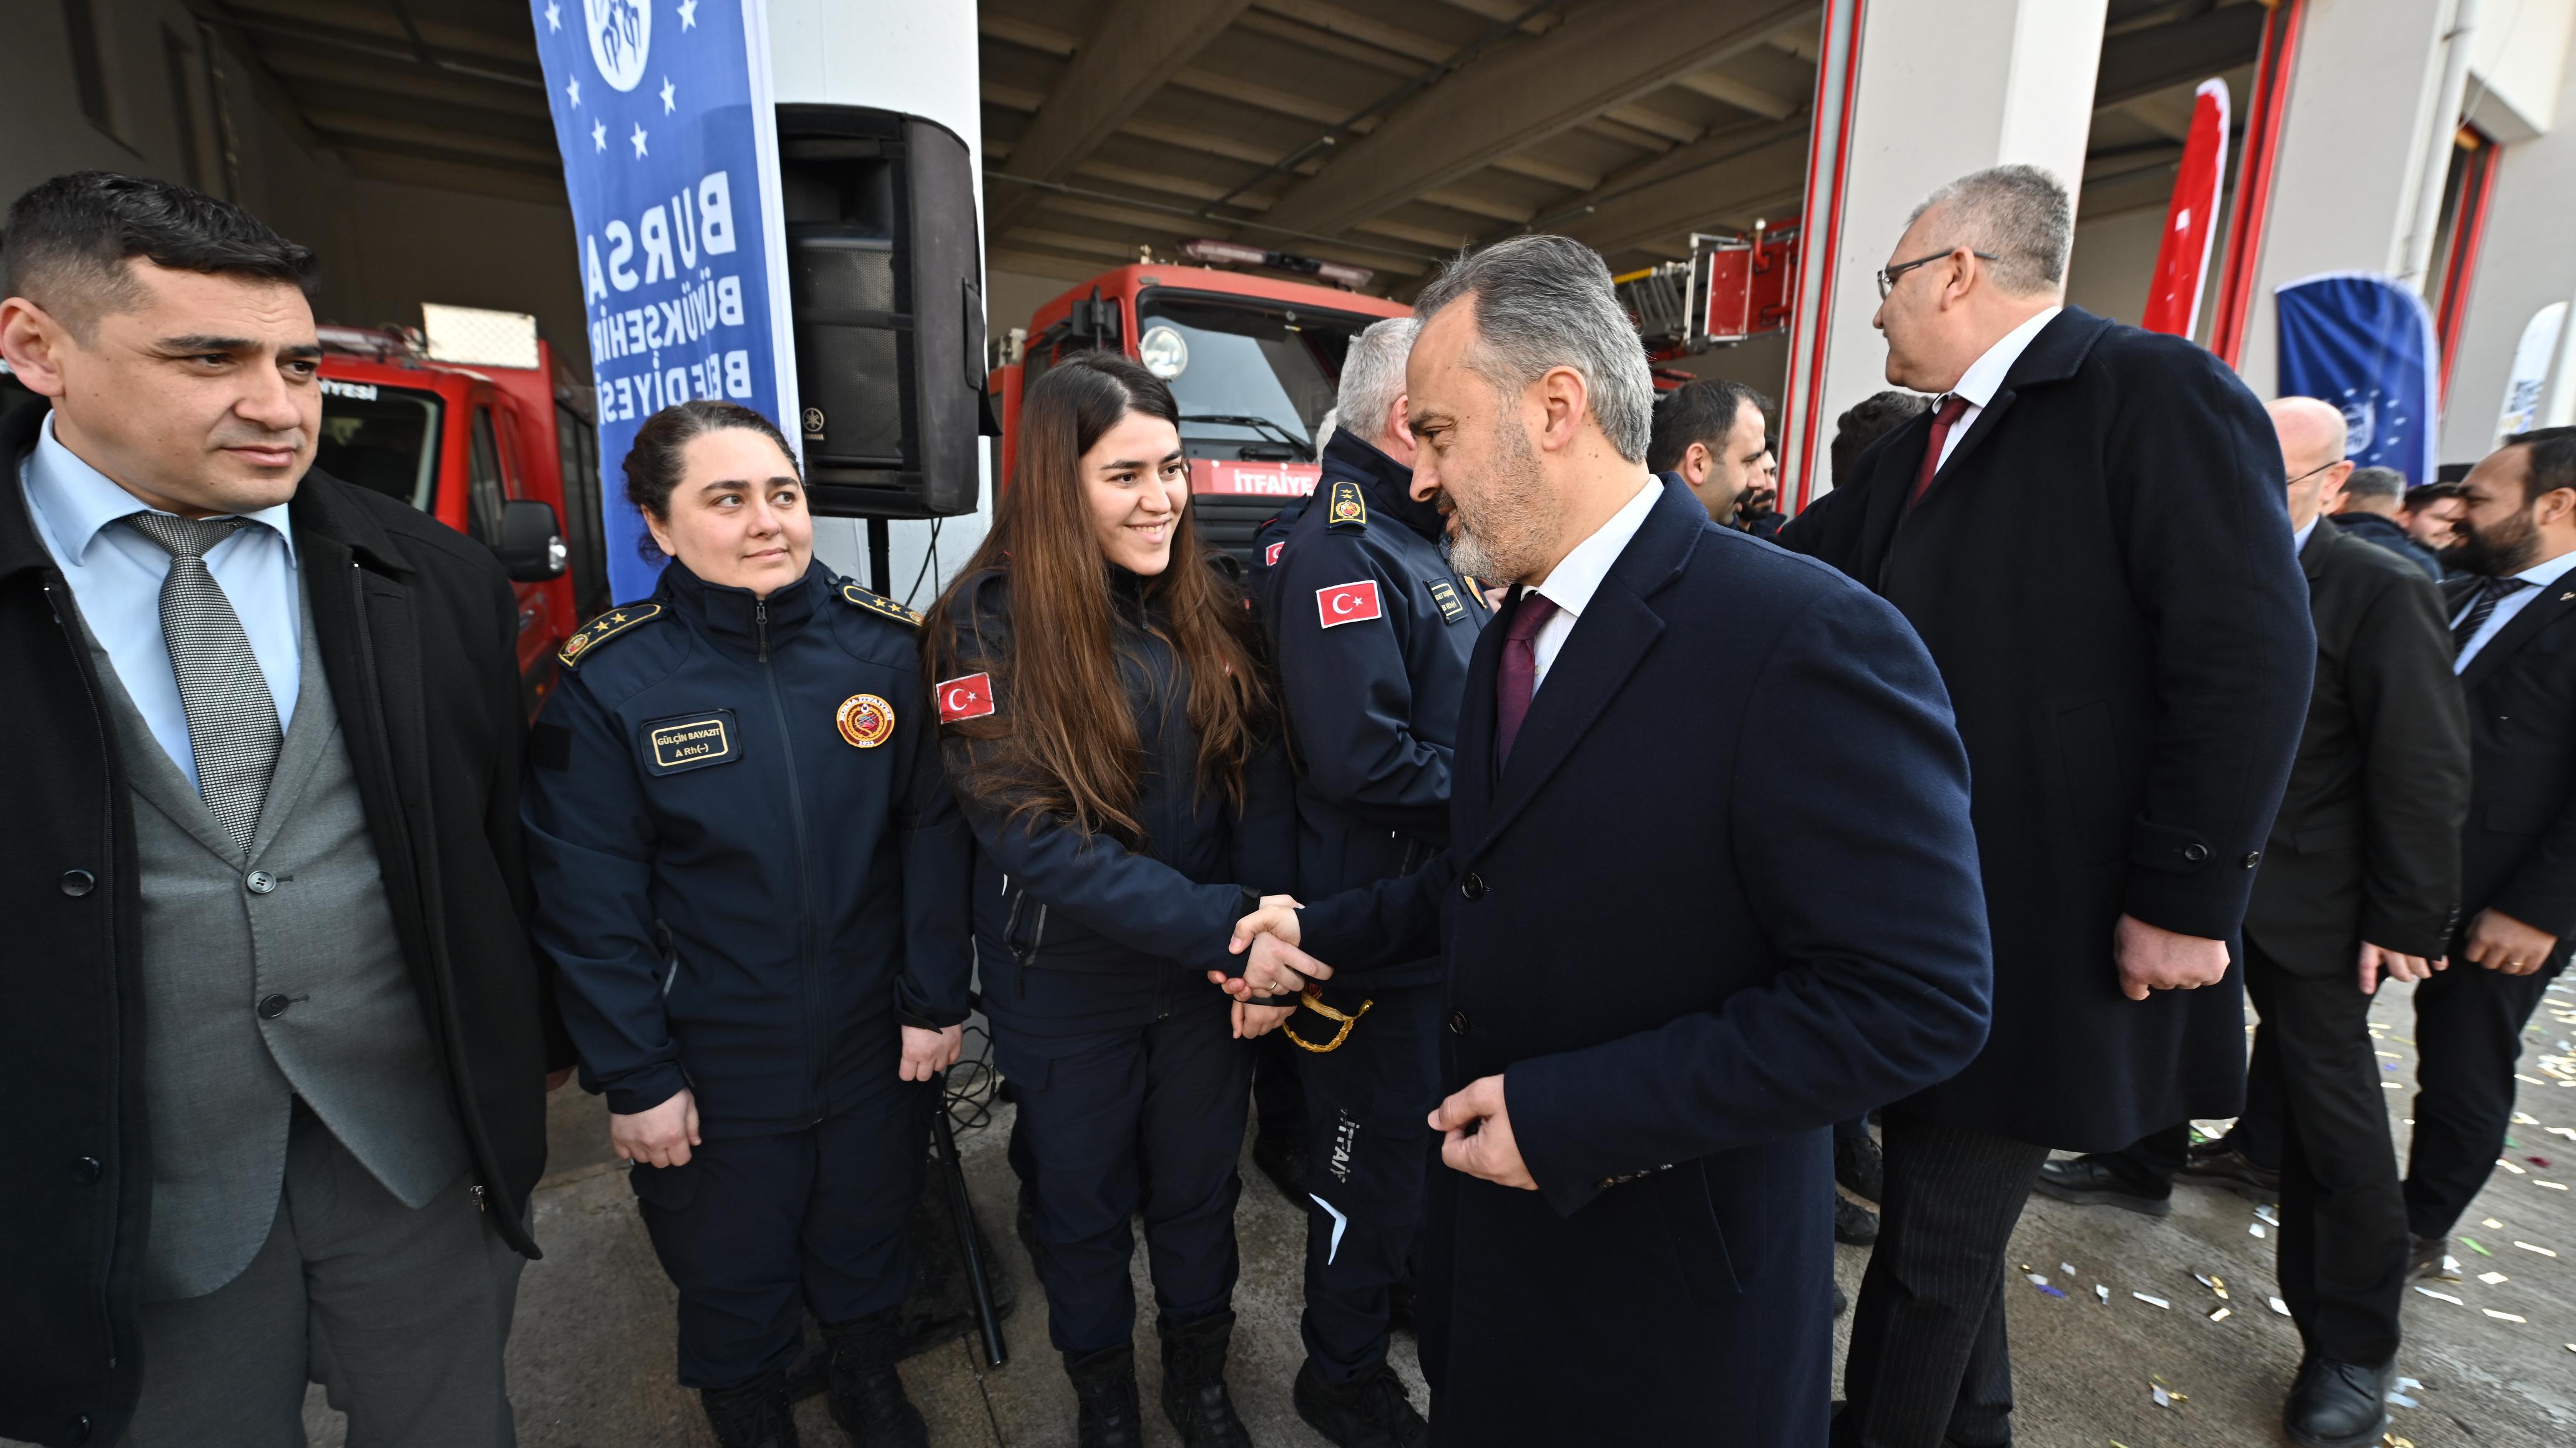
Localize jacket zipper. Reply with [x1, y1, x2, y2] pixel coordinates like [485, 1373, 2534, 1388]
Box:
[757, 599, 827, 1123]
[45, 579, 126, 1373]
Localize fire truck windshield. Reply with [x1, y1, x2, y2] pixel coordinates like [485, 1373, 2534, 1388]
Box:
[317, 383, 444, 512]
[1136, 294, 1365, 462]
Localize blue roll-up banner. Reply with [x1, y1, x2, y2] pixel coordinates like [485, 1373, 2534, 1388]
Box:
[530, 0, 799, 604]
[2274, 271, 2439, 486]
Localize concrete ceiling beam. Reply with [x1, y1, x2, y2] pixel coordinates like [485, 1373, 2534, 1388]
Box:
[2092, 2, 2266, 110]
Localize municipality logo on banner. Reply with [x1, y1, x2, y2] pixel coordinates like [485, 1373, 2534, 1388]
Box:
[532, 0, 798, 602]
[2273, 272, 2438, 486]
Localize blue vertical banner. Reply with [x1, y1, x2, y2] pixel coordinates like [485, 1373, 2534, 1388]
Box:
[2274, 271, 2439, 485]
[529, 0, 799, 604]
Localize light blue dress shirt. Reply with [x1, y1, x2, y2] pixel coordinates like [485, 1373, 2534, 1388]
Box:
[20, 412, 301, 791]
[2451, 545, 2576, 673]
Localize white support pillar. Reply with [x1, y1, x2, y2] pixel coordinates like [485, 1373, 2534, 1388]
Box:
[2230, 0, 2457, 403]
[764, 0, 994, 602]
[1784, 0, 2107, 506]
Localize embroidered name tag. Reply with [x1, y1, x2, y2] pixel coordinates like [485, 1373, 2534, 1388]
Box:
[642, 711, 740, 775]
[1426, 579, 1467, 624]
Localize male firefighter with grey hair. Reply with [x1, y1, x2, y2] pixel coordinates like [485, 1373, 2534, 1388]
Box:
[1222, 233, 1993, 1441]
[1256, 312, 1471, 1446]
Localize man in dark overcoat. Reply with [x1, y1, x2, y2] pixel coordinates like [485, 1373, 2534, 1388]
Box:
[1778, 165, 2313, 1448]
[1221, 233, 1997, 1444]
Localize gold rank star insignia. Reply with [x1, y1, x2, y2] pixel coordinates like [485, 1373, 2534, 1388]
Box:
[836, 693, 896, 748]
[840, 582, 924, 627]
[557, 601, 663, 669]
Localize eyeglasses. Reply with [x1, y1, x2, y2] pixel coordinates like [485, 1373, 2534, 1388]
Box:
[1877, 248, 1998, 300]
[2285, 459, 2345, 488]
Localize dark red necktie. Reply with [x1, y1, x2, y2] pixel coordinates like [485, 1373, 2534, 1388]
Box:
[1495, 594, 1559, 767]
[1908, 394, 1973, 506]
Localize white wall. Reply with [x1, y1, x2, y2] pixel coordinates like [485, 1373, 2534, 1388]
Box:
[2466, 0, 2576, 140]
[2441, 14, 2576, 459]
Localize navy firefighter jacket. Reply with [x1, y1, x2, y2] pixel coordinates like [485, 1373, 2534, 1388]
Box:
[1259, 429, 1490, 992]
[522, 559, 973, 1136]
[932, 564, 1297, 1030]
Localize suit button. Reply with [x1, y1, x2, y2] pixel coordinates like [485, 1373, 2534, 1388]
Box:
[69, 1416, 92, 1446]
[1448, 1010, 1470, 1036]
[60, 869, 95, 896]
[73, 1156, 102, 1183]
[257, 994, 291, 1019]
[1460, 872, 1488, 900]
[2241, 851, 2262, 869]
[245, 870, 277, 894]
[2181, 843, 2209, 864]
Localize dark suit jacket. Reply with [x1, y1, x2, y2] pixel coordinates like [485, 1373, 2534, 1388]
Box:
[1778, 307, 2313, 1149]
[2245, 521, 2469, 975]
[1299, 479, 1993, 1444]
[1, 403, 568, 1447]
[2446, 567, 2576, 964]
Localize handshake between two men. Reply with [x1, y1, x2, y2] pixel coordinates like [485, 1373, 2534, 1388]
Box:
[1211, 903, 1537, 1192]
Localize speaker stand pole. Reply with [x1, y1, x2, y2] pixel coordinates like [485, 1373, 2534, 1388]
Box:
[868, 517, 892, 597]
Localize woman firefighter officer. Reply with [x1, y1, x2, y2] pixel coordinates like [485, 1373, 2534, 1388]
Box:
[922, 352, 1297, 1448]
[522, 400, 970, 1448]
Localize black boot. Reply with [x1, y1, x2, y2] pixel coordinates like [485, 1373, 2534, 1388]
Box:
[701, 1366, 801, 1448]
[1063, 1341, 1146, 1448]
[1294, 1358, 1428, 1448]
[1158, 1309, 1253, 1447]
[2032, 1154, 2172, 1216]
[1835, 1130, 1885, 1202]
[2283, 1356, 2393, 1448]
[822, 1306, 927, 1448]
[1833, 1192, 1880, 1245]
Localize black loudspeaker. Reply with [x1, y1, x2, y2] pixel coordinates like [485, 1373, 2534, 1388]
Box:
[777, 105, 985, 519]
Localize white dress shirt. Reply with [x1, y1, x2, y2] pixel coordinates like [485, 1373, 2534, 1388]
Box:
[2291, 517, 2319, 555]
[1938, 305, 2063, 472]
[1524, 474, 1663, 691]
[21, 412, 302, 790]
[2452, 545, 2576, 672]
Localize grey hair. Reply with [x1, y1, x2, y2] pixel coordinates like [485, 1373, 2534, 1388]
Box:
[1411, 234, 1654, 462]
[1335, 316, 1418, 448]
[2344, 465, 2406, 502]
[1908, 164, 2071, 296]
[1312, 406, 1339, 453]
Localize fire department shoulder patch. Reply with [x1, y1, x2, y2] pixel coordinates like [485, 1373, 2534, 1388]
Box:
[1325, 479, 1367, 531]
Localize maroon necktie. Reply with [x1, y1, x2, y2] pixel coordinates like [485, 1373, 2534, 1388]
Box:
[1907, 394, 1973, 506]
[1495, 594, 1559, 767]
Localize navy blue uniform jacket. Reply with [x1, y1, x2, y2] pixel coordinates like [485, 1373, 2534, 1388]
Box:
[934, 565, 1296, 1029]
[522, 560, 972, 1135]
[1295, 478, 1993, 1444]
[1779, 308, 2312, 1149]
[1262, 431, 1488, 994]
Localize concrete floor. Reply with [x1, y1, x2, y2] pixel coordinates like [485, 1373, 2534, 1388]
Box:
[275, 974, 2574, 1447]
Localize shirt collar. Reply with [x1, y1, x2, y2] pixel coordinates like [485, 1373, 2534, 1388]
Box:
[1950, 305, 2064, 411]
[22, 411, 298, 564]
[2510, 544, 2576, 588]
[2291, 517, 2319, 554]
[1526, 474, 1662, 620]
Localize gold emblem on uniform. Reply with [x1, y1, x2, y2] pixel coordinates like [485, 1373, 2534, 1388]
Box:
[1327, 479, 1368, 529]
[836, 693, 896, 748]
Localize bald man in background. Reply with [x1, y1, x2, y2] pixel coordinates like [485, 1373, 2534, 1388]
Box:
[2038, 398, 2467, 1447]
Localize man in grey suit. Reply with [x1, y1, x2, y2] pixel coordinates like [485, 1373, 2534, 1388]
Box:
[1, 174, 568, 1447]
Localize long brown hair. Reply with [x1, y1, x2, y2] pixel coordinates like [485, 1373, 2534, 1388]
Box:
[924, 351, 1271, 840]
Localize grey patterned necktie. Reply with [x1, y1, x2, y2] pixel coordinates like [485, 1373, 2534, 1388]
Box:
[2452, 575, 2533, 658]
[120, 512, 283, 856]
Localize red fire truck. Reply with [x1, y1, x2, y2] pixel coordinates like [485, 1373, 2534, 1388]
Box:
[986, 253, 1410, 560]
[312, 320, 607, 713]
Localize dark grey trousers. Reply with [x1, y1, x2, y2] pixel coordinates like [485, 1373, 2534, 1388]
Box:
[1837, 1110, 2051, 1448]
[117, 1102, 524, 1448]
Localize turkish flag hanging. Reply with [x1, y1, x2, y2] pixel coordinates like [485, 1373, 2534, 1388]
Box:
[1316, 579, 1383, 629]
[936, 673, 996, 723]
[2142, 79, 2230, 339]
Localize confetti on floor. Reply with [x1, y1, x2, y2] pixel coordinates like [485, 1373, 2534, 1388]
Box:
[2208, 1306, 2230, 1322]
[2269, 1296, 2291, 1316]
[2512, 1241, 2557, 1257]
[2484, 1309, 2528, 1323]
[2095, 1284, 2110, 1306]
[2477, 1271, 2510, 1285]
[2134, 1292, 2171, 1309]
[2416, 1288, 2465, 1304]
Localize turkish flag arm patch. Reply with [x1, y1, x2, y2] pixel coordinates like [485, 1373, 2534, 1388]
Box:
[936, 673, 997, 723]
[1316, 579, 1384, 629]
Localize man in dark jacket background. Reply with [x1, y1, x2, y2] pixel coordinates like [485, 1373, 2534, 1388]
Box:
[2333, 466, 2444, 582]
[0, 172, 567, 1448]
[2034, 396, 2469, 1447]
[1780, 165, 2313, 1448]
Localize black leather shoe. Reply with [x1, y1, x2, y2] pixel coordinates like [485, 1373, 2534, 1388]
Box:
[2283, 1356, 2393, 1448]
[2032, 1155, 2172, 1216]
[1158, 1309, 1253, 1447]
[1835, 1130, 1885, 1202]
[2177, 1142, 2281, 1201]
[1252, 1130, 1310, 1207]
[1833, 1283, 1849, 1318]
[1063, 1341, 1146, 1448]
[1293, 1358, 1428, 1448]
[2408, 1234, 2459, 1281]
[701, 1366, 801, 1448]
[822, 1306, 927, 1448]
[1834, 1192, 1880, 1245]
